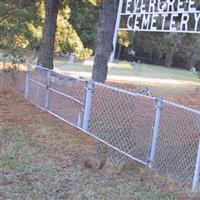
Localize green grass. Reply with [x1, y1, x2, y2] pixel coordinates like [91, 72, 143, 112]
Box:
[0, 126, 36, 170]
[0, 156, 25, 170]
[113, 62, 198, 81]
[54, 59, 199, 82]
[1, 47, 200, 96]
[54, 58, 200, 96]
[0, 48, 199, 84]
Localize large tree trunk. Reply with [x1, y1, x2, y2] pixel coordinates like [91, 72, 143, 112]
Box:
[92, 0, 119, 83]
[38, 0, 60, 69]
[91, 0, 120, 170]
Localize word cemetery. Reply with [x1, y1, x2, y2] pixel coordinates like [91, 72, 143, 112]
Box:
[120, 0, 200, 33]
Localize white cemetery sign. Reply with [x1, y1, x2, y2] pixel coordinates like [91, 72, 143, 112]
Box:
[111, 0, 200, 61]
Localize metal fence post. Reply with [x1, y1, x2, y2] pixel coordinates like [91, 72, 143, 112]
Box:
[77, 112, 82, 127]
[192, 139, 200, 192]
[24, 65, 30, 99]
[82, 80, 94, 131]
[149, 97, 163, 168]
[45, 69, 51, 111]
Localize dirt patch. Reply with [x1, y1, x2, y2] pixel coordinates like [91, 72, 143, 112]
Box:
[0, 85, 200, 199]
[167, 92, 200, 110]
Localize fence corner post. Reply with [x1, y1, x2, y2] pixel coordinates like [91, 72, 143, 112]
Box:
[82, 80, 94, 131]
[192, 139, 200, 192]
[148, 97, 163, 168]
[24, 65, 30, 99]
[45, 69, 51, 111]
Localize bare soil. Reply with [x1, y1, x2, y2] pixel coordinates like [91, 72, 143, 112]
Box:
[167, 92, 200, 110]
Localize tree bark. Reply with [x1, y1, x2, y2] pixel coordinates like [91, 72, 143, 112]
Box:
[38, 0, 60, 69]
[117, 44, 122, 60]
[165, 49, 174, 67]
[92, 0, 119, 83]
[91, 0, 120, 169]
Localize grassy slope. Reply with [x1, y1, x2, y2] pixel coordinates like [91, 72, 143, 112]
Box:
[54, 59, 200, 96]
[54, 59, 199, 82]
[0, 49, 198, 83]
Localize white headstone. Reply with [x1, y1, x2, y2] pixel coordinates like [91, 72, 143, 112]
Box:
[68, 53, 75, 64]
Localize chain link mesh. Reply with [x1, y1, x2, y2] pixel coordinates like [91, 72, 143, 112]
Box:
[26, 67, 86, 126]
[26, 67, 48, 108]
[27, 80, 47, 109]
[48, 71, 86, 126]
[88, 83, 156, 165]
[0, 70, 25, 92]
[29, 66, 48, 85]
[50, 71, 86, 103]
[155, 101, 200, 188]
[48, 90, 84, 126]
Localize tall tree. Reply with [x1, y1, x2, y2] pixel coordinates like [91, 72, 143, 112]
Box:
[161, 33, 184, 67]
[178, 35, 200, 69]
[38, 0, 60, 69]
[68, 0, 98, 51]
[0, 1, 39, 51]
[92, 0, 119, 83]
[55, 3, 93, 60]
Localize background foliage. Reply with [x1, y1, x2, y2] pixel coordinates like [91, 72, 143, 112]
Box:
[0, 0, 200, 68]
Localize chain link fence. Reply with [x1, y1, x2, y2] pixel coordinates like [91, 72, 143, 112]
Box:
[0, 68, 25, 93]
[0, 65, 200, 192]
[155, 100, 200, 189]
[88, 82, 156, 165]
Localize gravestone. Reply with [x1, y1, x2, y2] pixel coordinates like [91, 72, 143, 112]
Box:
[68, 53, 75, 64]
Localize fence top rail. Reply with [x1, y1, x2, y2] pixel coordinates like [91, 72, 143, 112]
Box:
[94, 82, 200, 115]
[94, 81, 157, 100]
[48, 87, 84, 106]
[34, 65, 86, 83]
[163, 100, 200, 115]
[52, 69, 86, 83]
[33, 65, 200, 115]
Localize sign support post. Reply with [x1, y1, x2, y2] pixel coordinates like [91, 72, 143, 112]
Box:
[110, 0, 124, 63]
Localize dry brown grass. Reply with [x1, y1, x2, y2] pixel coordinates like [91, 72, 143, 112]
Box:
[1, 85, 200, 199]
